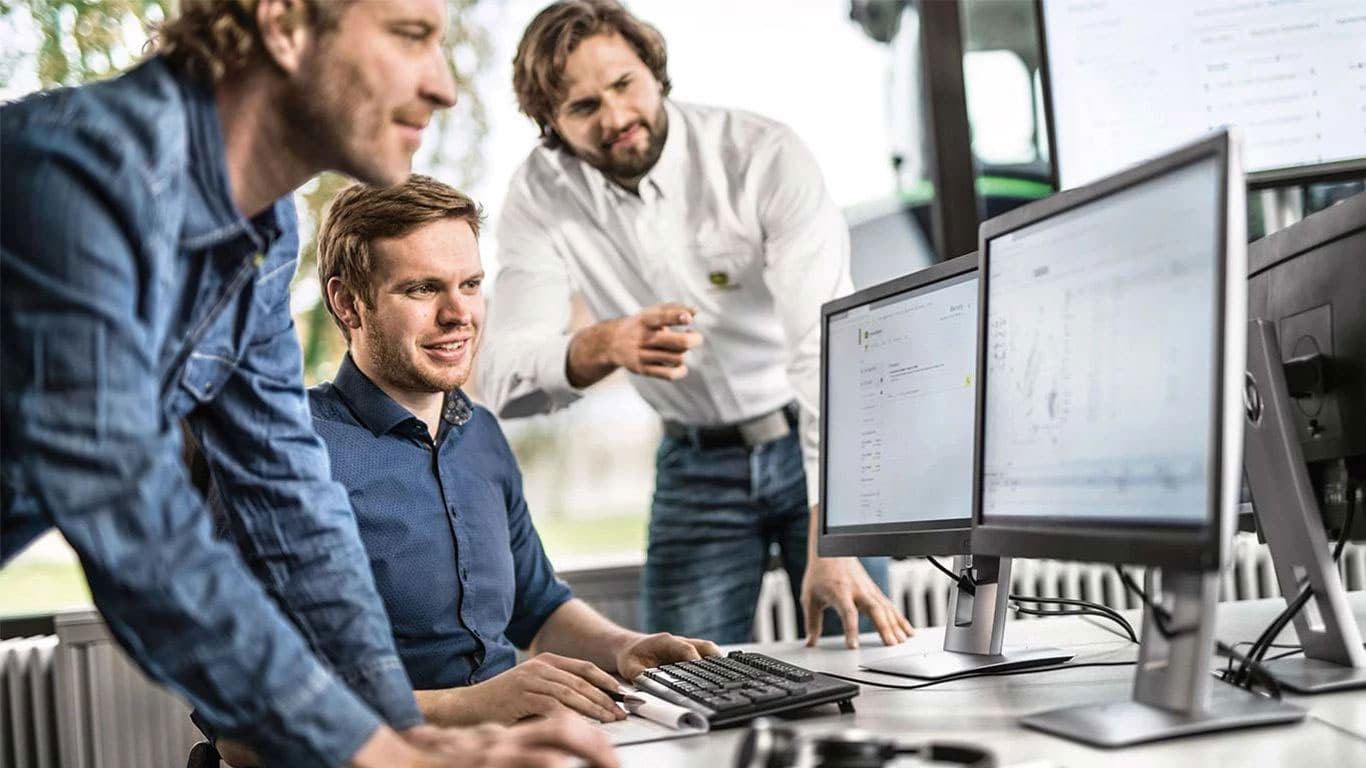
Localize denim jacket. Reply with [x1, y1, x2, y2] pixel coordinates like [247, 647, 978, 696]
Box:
[2, 58, 421, 766]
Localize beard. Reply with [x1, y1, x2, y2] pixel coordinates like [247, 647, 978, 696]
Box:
[588, 103, 669, 181]
[365, 319, 474, 397]
[279, 40, 402, 187]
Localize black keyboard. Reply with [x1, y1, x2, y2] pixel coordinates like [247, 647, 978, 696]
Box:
[631, 651, 859, 728]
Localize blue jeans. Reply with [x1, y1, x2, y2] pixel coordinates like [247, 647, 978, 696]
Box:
[642, 429, 888, 644]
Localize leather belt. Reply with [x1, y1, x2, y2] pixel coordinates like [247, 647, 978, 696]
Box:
[663, 404, 797, 450]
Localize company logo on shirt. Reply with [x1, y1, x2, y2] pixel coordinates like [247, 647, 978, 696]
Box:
[709, 270, 738, 290]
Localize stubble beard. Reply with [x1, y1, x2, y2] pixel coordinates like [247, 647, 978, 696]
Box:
[281, 42, 398, 187]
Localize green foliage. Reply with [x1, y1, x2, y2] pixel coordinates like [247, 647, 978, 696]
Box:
[1, 0, 493, 380]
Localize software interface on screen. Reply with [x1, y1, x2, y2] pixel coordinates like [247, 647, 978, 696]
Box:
[825, 272, 978, 530]
[1043, 0, 1366, 188]
[981, 157, 1221, 526]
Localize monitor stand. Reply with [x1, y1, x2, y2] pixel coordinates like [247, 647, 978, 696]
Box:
[1021, 569, 1305, 747]
[1242, 319, 1366, 693]
[860, 555, 1072, 680]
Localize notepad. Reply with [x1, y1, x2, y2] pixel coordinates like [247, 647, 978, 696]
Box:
[594, 688, 709, 746]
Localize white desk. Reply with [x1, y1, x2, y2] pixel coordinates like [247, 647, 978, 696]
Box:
[616, 595, 1366, 766]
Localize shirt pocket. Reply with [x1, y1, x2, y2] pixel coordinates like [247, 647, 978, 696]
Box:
[179, 349, 238, 404]
[692, 237, 760, 294]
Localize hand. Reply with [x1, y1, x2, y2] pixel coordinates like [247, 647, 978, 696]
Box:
[606, 302, 703, 381]
[433, 653, 627, 726]
[802, 556, 914, 649]
[614, 632, 722, 681]
[382, 720, 618, 768]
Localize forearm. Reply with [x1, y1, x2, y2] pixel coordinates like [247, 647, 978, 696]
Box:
[529, 599, 641, 675]
[199, 320, 422, 730]
[565, 320, 621, 389]
[413, 689, 475, 728]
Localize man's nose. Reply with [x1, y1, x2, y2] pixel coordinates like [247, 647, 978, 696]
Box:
[421, 46, 458, 110]
[437, 293, 472, 325]
[600, 93, 633, 134]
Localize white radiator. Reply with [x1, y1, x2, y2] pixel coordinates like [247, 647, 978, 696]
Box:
[0, 613, 204, 768]
[752, 533, 1366, 641]
[1, 635, 59, 768]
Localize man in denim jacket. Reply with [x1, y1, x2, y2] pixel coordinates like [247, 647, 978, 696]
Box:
[0, 1, 614, 767]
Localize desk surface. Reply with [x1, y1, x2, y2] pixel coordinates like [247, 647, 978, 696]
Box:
[616, 594, 1366, 766]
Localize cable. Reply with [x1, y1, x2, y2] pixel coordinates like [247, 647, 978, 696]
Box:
[1009, 604, 1139, 643]
[926, 556, 975, 595]
[924, 557, 1140, 642]
[1231, 491, 1357, 687]
[1114, 566, 1284, 699]
[1008, 595, 1139, 643]
[816, 660, 1137, 691]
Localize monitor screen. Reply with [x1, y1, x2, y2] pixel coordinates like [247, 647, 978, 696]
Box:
[980, 155, 1222, 527]
[1041, 0, 1366, 188]
[824, 271, 978, 532]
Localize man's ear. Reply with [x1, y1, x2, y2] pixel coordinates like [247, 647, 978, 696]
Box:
[256, 0, 316, 75]
[326, 276, 365, 332]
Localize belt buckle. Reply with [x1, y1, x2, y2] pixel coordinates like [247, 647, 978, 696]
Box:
[737, 409, 792, 446]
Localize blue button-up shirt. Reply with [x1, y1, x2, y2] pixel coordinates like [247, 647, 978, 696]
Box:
[309, 356, 573, 690]
[2, 59, 420, 766]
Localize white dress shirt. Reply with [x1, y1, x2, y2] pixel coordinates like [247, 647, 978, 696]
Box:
[479, 100, 853, 503]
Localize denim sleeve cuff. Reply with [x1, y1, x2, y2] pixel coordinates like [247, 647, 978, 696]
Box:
[225, 664, 384, 768]
[334, 655, 424, 731]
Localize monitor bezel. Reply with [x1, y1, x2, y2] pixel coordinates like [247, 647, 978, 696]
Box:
[818, 253, 978, 558]
[972, 131, 1233, 570]
[1034, 0, 1366, 192]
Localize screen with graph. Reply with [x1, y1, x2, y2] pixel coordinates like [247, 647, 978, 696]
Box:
[824, 271, 978, 529]
[980, 156, 1221, 526]
[1041, 0, 1366, 188]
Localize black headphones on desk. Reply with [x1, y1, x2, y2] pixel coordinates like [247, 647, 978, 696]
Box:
[734, 718, 996, 768]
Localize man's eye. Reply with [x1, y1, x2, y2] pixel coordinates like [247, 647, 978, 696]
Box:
[614, 79, 631, 91]
[410, 284, 435, 295]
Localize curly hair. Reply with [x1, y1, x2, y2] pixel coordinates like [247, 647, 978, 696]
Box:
[150, 0, 350, 83]
[512, 0, 671, 148]
[317, 175, 485, 341]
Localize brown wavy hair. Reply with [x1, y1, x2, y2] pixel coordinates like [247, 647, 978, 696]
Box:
[317, 175, 485, 341]
[513, 0, 671, 148]
[151, 0, 350, 83]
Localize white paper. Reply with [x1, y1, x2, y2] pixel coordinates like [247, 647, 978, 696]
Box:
[594, 689, 709, 746]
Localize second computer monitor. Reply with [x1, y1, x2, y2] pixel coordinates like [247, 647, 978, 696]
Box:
[819, 254, 978, 558]
[972, 132, 1243, 571]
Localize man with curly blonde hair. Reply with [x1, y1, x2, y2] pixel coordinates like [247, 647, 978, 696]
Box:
[1, 2, 614, 767]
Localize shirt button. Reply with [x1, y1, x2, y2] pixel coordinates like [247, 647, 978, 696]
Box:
[461, 567, 469, 580]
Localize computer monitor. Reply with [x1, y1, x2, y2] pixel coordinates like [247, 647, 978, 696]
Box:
[1037, 0, 1366, 189]
[1248, 191, 1366, 525]
[1240, 191, 1366, 693]
[820, 255, 1071, 679]
[973, 129, 1304, 746]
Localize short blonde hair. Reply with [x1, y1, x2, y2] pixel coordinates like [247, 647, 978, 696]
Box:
[151, 0, 350, 83]
[317, 175, 485, 340]
[513, 0, 671, 148]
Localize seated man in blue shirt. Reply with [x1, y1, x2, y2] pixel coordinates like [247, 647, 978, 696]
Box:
[309, 174, 722, 726]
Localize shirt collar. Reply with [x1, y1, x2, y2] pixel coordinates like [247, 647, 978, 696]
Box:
[332, 353, 473, 437]
[642, 99, 687, 202]
[169, 59, 285, 253]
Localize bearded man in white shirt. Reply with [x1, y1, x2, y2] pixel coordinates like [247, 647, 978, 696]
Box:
[478, 0, 913, 648]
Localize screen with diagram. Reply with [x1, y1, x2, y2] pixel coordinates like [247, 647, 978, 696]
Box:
[980, 156, 1221, 526]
